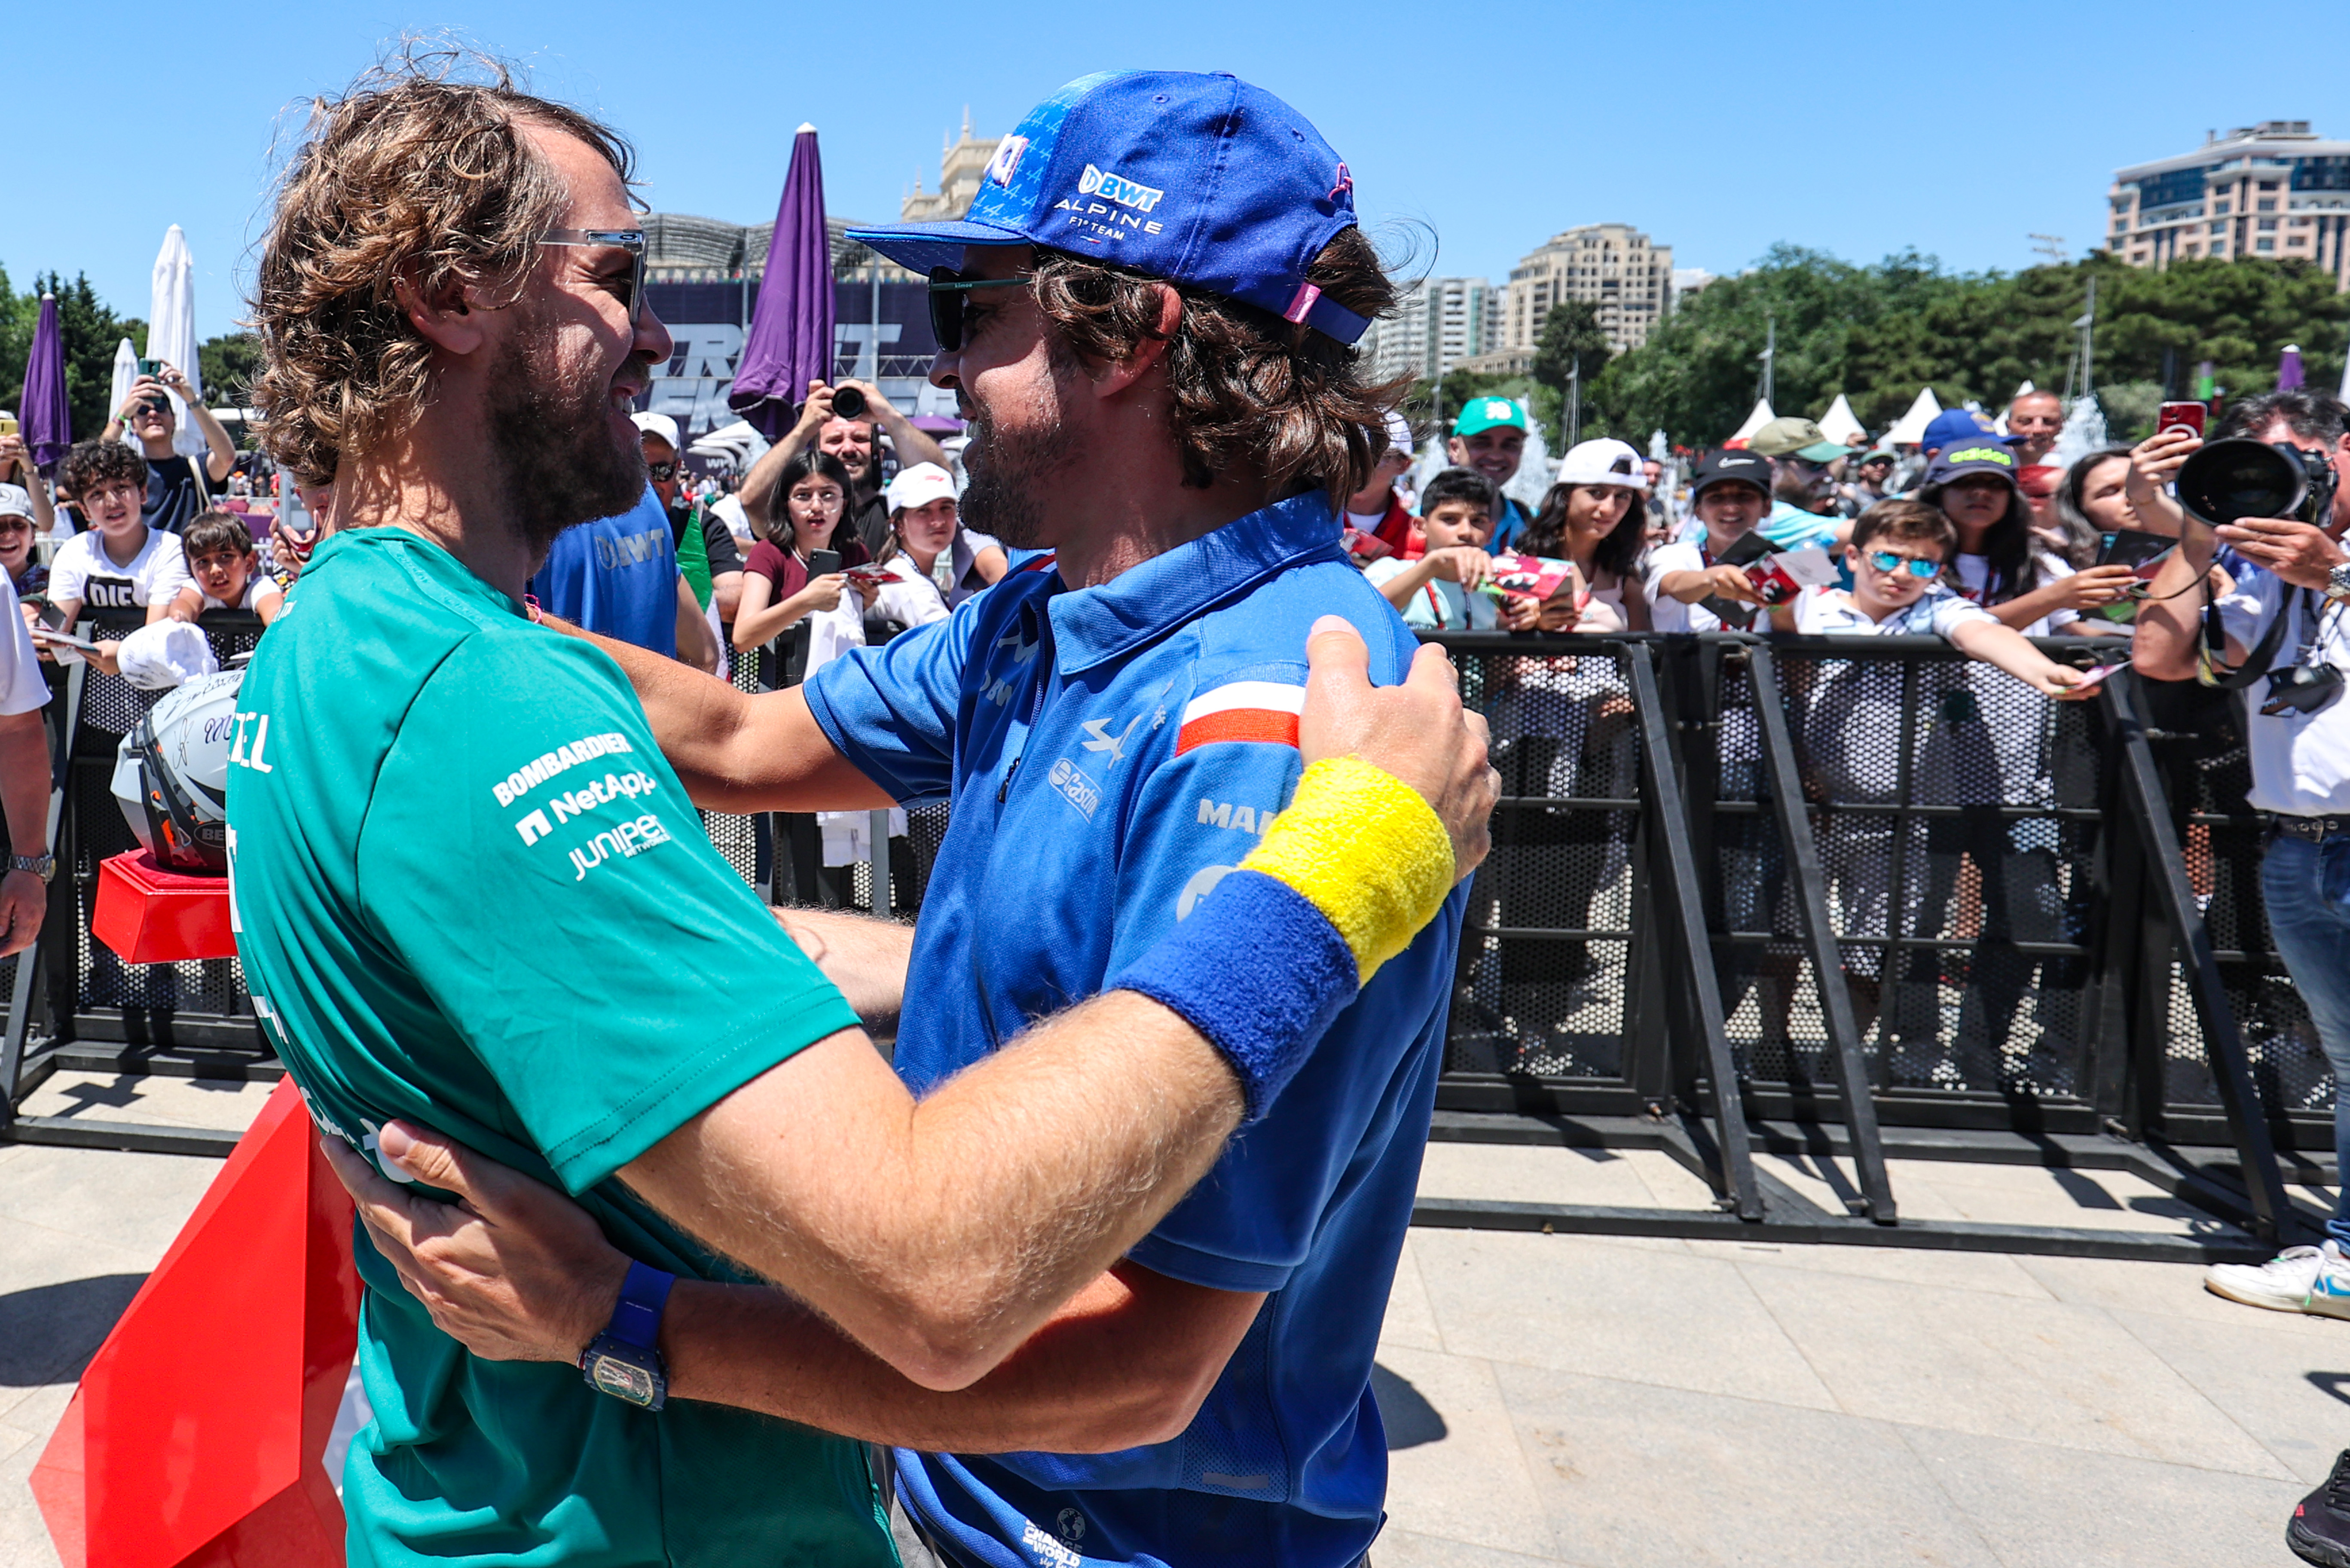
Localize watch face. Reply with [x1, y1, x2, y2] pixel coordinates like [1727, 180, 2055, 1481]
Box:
[587, 1351, 658, 1407]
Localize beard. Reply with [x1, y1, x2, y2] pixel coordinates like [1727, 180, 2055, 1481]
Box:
[957, 396, 1076, 551]
[483, 313, 646, 559]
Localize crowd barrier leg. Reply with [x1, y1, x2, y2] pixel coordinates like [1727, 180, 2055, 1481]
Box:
[1744, 643, 1898, 1224]
[1625, 642, 1762, 1220]
[2106, 671, 2292, 1244]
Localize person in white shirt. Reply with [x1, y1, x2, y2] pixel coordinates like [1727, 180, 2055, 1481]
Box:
[2131, 390, 2350, 1337]
[183, 511, 285, 625]
[1364, 469, 1548, 632]
[42, 439, 199, 677]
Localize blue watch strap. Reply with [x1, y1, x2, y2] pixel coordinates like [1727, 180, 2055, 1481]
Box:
[607, 1260, 675, 1350]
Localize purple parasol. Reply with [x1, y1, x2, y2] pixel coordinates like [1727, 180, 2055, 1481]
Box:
[2278, 343, 2306, 392]
[21, 293, 70, 473]
[729, 124, 836, 441]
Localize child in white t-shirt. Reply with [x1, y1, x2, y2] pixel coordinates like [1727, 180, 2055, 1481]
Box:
[184, 510, 284, 625]
[40, 439, 202, 675]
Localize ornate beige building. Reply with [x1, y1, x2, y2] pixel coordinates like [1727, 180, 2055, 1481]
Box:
[902, 110, 1003, 223]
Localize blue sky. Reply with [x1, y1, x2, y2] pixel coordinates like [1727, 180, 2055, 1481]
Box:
[9, 1, 2350, 344]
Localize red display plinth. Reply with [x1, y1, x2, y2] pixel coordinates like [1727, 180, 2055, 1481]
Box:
[91, 850, 237, 964]
[32, 1077, 361, 1567]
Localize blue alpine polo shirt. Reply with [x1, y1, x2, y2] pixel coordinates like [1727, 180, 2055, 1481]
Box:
[803, 489, 1467, 1568]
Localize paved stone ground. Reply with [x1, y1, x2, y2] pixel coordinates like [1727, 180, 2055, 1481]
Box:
[0, 1077, 2338, 1567]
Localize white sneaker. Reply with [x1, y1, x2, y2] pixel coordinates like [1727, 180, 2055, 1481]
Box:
[2206, 1241, 2350, 1317]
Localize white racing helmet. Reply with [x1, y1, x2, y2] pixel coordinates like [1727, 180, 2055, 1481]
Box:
[110, 671, 242, 872]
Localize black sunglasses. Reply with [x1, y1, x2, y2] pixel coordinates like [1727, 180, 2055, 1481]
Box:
[645, 460, 678, 482]
[927, 267, 1030, 352]
[542, 228, 648, 326]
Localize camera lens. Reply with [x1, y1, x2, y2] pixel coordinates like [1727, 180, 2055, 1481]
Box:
[2177, 438, 2307, 525]
[831, 386, 867, 420]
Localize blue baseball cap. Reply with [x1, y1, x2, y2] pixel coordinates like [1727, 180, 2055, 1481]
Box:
[1924, 440, 2021, 488]
[1920, 408, 2021, 451]
[845, 71, 1369, 344]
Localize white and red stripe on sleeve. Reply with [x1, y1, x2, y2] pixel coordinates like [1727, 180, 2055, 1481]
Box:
[1174, 680, 1307, 755]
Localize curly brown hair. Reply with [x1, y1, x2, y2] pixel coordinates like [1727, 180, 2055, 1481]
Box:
[1026, 227, 1405, 503]
[251, 46, 635, 483]
[59, 438, 148, 497]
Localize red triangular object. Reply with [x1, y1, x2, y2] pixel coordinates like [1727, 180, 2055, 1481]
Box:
[34, 1077, 361, 1568]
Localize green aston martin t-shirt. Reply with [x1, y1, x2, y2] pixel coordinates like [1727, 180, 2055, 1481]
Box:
[224, 527, 892, 1568]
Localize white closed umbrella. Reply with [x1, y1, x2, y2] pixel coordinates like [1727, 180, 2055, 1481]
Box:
[145, 225, 207, 457]
[1884, 386, 1943, 446]
[1816, 393, 1865, 448]
[109, 338, 140, 449]
[1729, 399, 1774, 443]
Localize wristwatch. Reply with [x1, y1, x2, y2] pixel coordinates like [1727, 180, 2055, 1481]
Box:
[7, 853, 55, 884]
[579, 1260, 675, 1410]
[2328, 561, 2350, 603]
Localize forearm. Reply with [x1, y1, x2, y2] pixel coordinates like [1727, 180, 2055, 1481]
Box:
[2131, 536, 2219, 679]
[190, 406, 237, 478]
[1375, 560, 1437, 610]
[675, 582, 718, 672]
[23, 476, 54, 537]
[772, 904, 911, 1025]
[1950, 619, 2064, 686]
[742, 429, 813, 536]
[729, 597, 807, 652]
[563, 620, 890, 811]
[658, 1265, 1218, 1453]
[877, 409, 948, 471]
[1990, 581, 2071, 630]
[0, 711, 53, 855]
[629, 991, 1244, 1389]
[1654, 570, 1716, 605]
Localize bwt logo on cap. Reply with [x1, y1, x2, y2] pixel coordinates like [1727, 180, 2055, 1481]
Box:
[1078, 163, 1167, 214]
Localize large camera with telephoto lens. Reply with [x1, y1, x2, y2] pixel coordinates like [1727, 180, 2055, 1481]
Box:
[2176, 437, 2339, 528]
[2178, 438, 2347, 715]
[829, 385, 868, 421]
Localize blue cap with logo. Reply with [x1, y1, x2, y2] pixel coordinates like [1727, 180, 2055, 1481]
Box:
[1920, 408, 2022, 451]
[845, 71, 1369, 344]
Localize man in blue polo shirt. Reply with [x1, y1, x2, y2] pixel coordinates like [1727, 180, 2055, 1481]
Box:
[333, 70, 1473, 1568]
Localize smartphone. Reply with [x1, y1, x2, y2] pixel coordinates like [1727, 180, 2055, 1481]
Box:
[2156, 401, 2207, 440]
[808, 549, 841, 577]
[137, 358, 164, 379]
[0, 415, 17, 440]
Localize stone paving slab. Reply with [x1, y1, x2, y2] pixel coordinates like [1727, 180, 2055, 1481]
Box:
[0, 1105, 2335, 1568]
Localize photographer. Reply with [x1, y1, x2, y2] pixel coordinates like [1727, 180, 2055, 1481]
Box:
[98, 363, 238, 535]
[2133, 391, 2350, 1346]
[740, 377, 951, 555]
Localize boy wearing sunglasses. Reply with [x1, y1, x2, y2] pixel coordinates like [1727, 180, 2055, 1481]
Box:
[1772, 498, 2096, 696]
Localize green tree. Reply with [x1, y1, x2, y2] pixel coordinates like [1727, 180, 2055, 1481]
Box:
[1586, 248, 2350, 449]
[199, 333, 264, 409]
[1531, 302, 1612, 401]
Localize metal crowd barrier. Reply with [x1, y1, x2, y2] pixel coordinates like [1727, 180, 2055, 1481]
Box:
[1416, 630, 2307, 1263]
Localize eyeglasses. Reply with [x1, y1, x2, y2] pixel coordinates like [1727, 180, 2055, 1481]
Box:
[645, 461, 678, 482]
[927, 267, 1030, 352]
[1867, 549, 1942, 580]
[541, 228, 648, 326]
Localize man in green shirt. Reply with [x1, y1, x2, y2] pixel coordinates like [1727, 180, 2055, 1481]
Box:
[227, 64, 1491, 1568]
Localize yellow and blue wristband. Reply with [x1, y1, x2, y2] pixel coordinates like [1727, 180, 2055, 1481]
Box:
[1113, 758, 1456, 1120]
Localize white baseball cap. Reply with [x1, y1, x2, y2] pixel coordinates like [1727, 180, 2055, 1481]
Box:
[1554, 438, 1647, 489]
[0, 484, 31, 522]
[885, 462, 957, 512]
[630, 411, 682, 451]
[116, 621, 220, 691]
